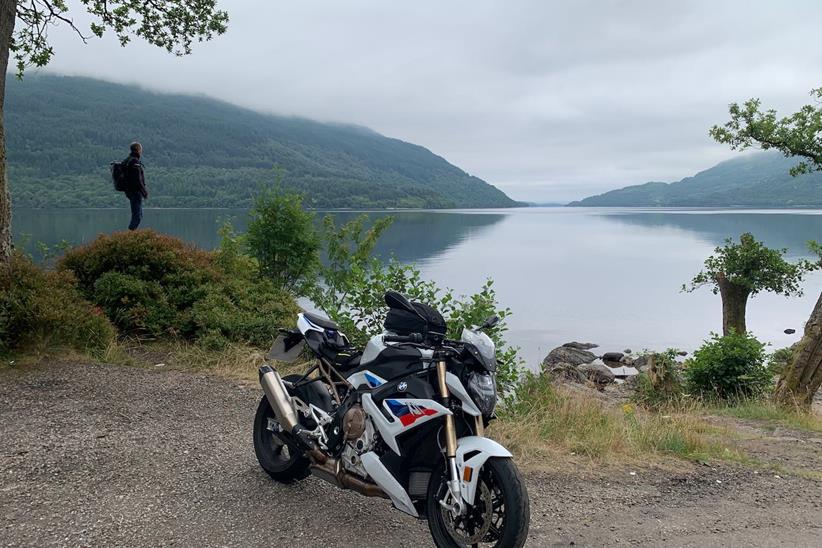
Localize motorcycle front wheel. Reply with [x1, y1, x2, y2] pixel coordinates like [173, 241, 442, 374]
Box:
[426, 457, 530, 548]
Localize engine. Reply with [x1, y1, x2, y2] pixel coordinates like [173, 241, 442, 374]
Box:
[341, 404, 377, 478]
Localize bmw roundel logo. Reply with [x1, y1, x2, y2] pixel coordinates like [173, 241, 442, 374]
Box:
[398, 381, 408, 392]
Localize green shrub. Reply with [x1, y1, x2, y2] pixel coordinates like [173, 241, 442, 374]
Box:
[768, 344, 797, 376]
[685, 331, 771, 399]
[245, 186, 320, 295]
[0, 253, 116, 355]
[632, 349, 685, 407]
[58, 230, 298, 347]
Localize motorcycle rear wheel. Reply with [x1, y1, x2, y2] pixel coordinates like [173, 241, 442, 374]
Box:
[426, 457, 530, 548]
[252, 394, 311, 483]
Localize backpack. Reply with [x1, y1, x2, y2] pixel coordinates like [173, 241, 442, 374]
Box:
[110, 158, 129, 192]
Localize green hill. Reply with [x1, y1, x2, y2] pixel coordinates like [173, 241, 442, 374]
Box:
[569, 153, 822, 207]
[6, 75, 517, 209]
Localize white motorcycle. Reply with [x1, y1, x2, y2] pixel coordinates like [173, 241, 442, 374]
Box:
[253, 291, 530, 547]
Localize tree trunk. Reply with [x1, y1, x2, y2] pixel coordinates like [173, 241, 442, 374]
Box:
[717, 273, 749, 336]
[0, 0, 16, 264]
[774, 292, 822, 409]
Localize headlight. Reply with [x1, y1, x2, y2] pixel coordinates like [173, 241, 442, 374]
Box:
[466, 372, 497, 417]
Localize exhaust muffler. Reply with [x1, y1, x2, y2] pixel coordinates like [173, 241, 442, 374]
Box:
[309, 458, 387, 499]
[259, 365, 300, 433]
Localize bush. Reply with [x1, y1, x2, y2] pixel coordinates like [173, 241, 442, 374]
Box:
[58, 230, 298, 347]
[685, 331, 771, 399]
[768, 344, 797, 376]
[0, 253, 116, 355]
[632, 349, 685, 407]
[312, 214, 524, 391]
[245, 186, 320, 295]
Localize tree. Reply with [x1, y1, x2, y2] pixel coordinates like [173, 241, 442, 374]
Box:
[709, 87, 822, 176]
[684, 233, 816, 336]
[245, 186, 320, 295]
[712, 89, 822, 407]
[0, 1, 229, 264]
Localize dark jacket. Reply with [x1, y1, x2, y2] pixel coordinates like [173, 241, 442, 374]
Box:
[125, 153, 148, 198]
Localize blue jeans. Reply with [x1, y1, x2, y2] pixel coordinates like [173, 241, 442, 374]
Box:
[126, 191, 143, 230]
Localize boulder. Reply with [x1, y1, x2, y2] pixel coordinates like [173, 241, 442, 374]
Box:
[633, 355, 649, 368]
[544, 362, 587, 383]
[579, 360, 616, 387]
[609, 365, 639, 378]
[677, 350, 688, 357]
[602, 351, 624, 362]
[562, 341, 599, 350]
[543, 345, 597, 367]
[619, 355, 635, 365]
[623, 348, 633, 354]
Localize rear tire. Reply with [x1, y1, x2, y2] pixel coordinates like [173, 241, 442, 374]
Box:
[426, 457, 530, 548]
[253, 395, 311, 483]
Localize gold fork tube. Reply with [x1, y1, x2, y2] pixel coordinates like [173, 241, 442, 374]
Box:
[474, 415, 485, 437]
[436, 360, 458, 458]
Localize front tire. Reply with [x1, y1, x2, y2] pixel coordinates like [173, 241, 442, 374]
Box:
[427, 457, 530, 548]
[252, 395, 311, 483]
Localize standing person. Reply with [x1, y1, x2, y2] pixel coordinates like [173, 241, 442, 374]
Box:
[125, 142, 148, 230]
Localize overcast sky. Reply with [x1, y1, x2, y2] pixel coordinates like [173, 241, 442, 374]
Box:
[38, 0, 822, 201]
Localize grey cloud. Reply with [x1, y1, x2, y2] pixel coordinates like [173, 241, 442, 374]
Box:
[37, 0, 822, 202]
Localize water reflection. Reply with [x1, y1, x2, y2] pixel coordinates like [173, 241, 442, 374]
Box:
[13, 208, 506, 264]
[600, 210, 822, 258]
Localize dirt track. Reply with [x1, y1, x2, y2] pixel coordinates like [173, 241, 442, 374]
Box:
[1, 361, 821, 547]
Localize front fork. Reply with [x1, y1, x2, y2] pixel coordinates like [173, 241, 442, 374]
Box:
[436, 358, 483, 516]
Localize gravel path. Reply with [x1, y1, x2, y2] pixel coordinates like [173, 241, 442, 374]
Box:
[2, 362, 821, 547]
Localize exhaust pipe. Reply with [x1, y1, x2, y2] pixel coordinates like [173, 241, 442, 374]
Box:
[259, 365, 299, 433]
[309, 458, 387, 499]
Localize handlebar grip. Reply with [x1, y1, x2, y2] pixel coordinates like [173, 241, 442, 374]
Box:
[383, 333, 423, 344]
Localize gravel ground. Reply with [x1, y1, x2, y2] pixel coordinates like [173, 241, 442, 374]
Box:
[1, 361, 821, 547]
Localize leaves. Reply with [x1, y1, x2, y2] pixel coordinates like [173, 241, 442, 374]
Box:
[245, 184, 320, 296]
[685, 331, 771, 399]
[684, 232, 818, 297]
[710, 88, 822, 176]
[12, 0, 228, 76]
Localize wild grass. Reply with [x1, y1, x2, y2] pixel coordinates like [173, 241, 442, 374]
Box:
[103, 339, 313, 381]
[492, 373, 744, 466]
[705, 399, 822, 433]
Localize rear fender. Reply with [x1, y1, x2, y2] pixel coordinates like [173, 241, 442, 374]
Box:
[455, 436, 512, 505]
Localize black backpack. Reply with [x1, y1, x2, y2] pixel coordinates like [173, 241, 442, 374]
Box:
[110, 158, 129, 192]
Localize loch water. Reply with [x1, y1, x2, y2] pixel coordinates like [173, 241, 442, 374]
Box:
[16, 207, 822, 368]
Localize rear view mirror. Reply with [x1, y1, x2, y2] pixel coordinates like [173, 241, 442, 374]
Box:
[480, 315, 500, 330]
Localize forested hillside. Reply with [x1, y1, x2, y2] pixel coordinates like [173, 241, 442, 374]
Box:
[7, 75, 517, 209]
[570, 153, 822, 207]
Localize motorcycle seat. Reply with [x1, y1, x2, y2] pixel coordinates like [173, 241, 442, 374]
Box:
[303, 311, 340, 331]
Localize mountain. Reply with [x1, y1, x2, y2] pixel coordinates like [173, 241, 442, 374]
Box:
[6, 75, 517, 209]
[569, 153, 822, 207]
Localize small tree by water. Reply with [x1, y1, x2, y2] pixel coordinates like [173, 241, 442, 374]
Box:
[683, 233, 816, 336]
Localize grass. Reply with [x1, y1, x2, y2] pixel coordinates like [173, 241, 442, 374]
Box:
[110, 339, 314, 381]
[492, 373, 745, 466]
[706, 399, 822, 433]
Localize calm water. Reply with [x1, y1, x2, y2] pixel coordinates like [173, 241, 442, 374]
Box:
[15, 207, 822, 368]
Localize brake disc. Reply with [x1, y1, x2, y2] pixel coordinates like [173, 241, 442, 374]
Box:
[443, 479, 494, 545]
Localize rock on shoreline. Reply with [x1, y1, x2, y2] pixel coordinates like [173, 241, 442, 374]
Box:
[542, 342, 640, 390]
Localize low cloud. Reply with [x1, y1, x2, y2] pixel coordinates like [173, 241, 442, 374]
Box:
[40, 0, 822, 201]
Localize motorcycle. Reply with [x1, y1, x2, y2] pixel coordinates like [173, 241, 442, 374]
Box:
[252, 291, 530, 547]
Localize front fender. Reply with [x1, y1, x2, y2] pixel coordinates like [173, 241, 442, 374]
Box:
[455, 436, 513, 505]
